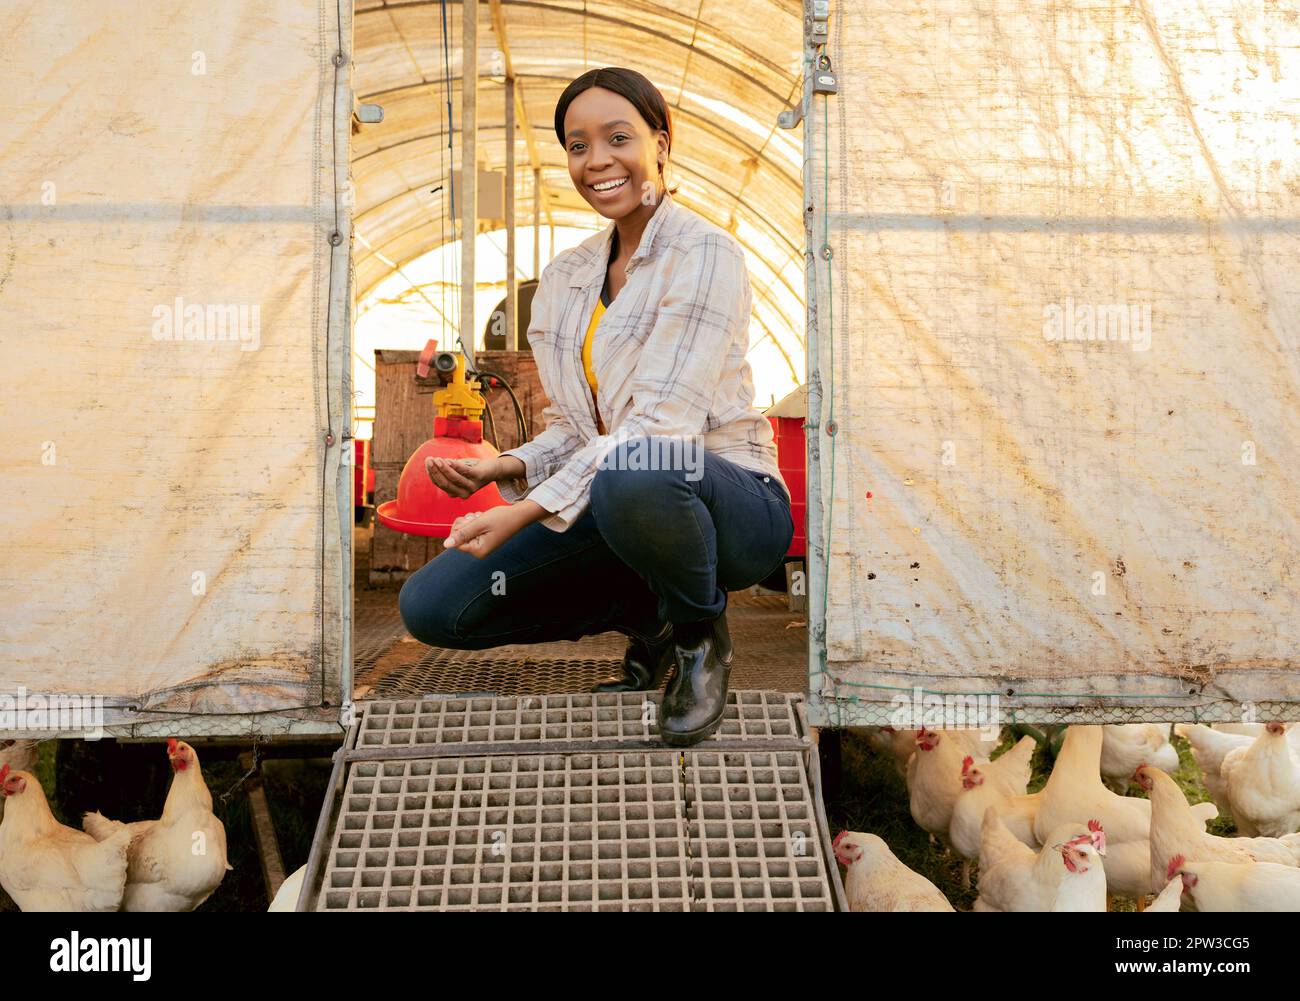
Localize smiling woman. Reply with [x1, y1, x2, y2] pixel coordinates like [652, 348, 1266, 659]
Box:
[398, 66, 794, 748]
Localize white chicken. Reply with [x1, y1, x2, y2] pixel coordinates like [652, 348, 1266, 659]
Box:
[1176, 724, 1247, 812]
[833, 830, 954, 912]
[1138, 763, 1300, 892]
[866, 726, 1001, 780]
[1168, 852, 1300, 912]
[1213, 723, 1264, 737]
[906, 727, 991, 842]
[0, 765, 131, 912]
[83, 738, 231, 911]
[1032, 725, 1217, 899]
[863, 727, 920, 778]
[1220, 722, 1300, 838]
[269, 865, 307, 912]
[1143, 874, 1185, 913]
[973, 809, 1089, 912]
[0, 740, 38, 822]
[949, 737, 1040, 864]
[1051, 826, 1108, 912]
[1100, 724, 1178, 792]
[1176, 722, 1300, 814]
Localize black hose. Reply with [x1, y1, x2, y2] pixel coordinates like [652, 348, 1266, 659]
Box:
[468, 367, 529, 443]
[480, 393, 498, 449]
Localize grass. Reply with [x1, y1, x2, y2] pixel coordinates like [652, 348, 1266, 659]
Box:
[821, 727, 1233, 911]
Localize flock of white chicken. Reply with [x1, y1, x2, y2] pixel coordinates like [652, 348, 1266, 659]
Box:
[836, 722, 1300, 912]
[0, 738, 230, 912]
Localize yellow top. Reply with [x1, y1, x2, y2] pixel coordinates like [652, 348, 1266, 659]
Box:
[582, 297, 605, 394]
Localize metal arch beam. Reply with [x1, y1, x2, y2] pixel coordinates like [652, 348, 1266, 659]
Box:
[354, 120, 515, 166]
[354, 0, 797, 103]
[354, 118, 801, 250]
[355, 153, 802, 281]
[356, 186, 804, 319]
[352, 119, 802, 234]
[352, 75, 802, 199]
[357, 212, 805, 358]
[353, 76, 790, 165]
[487, 0, 554, 234]
[750, 312, 803, 388]
[361, 235, 803, 386]
[353, 141, 800, 253]
[352, 70, 805, 242]
[358, 217, 803, 382]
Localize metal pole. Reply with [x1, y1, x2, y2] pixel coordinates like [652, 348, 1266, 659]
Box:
[801, 0, 827, 717]
[505, 74, 517, 351]
[533, 166, 541, 278]
[461, 0, 478, 365]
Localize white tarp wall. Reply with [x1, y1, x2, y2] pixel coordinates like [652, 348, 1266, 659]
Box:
[0, 1, 353, 736]
[807, 0, 1300, 724]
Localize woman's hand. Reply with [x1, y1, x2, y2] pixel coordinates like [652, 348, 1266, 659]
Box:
[425, 455, 502, 499]
[444, 501, 549, 559]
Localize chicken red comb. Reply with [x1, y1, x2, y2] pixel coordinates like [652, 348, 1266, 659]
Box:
[833, 830, 848, 847]
[0, 764, 8, 783]
[961, 755, 975, 775]
[167, 737, 179, 755]
[1087, 819, 1102, 833]
[1167, 854, 1186, 880]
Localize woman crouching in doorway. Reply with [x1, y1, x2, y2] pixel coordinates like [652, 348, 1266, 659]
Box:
[398, 66, 793, 747]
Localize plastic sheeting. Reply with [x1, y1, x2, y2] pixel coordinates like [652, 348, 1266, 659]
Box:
[808, 0, 1300, 723]
[0, 1, 352, 733]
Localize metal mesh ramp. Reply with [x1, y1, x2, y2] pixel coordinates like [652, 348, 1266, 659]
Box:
[352, 599, 415, 671]
[371, 655, 623, 699]
[351, 587, 808, 698]
[300, 692, 845, 911]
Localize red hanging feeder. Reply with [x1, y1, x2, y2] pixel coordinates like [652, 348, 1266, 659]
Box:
[376, 344, 508, 537]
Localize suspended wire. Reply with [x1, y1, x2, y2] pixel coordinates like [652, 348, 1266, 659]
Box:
[437, 0, 475, 360]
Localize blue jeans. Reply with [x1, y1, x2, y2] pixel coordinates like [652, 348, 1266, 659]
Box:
[398, 437, 795, 649]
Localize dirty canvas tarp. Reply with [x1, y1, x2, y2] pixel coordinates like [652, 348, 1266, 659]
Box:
[0, 1, 351, 731]
[808, 0, 1300, 723]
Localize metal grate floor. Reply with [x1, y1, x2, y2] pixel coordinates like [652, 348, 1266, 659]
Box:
[301, 692, 844, 911]
[319, 752, 692, 911]
[354, 691, 803, 752]
[316, 746, 835, 911]
[685, 750, 834, 911]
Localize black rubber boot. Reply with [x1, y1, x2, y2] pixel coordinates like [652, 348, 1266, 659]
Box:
[592, 622, 675, 693]
[659, 610, 733, 746]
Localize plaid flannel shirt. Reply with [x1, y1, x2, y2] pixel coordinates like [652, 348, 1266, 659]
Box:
[498, 192, 789, 531]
